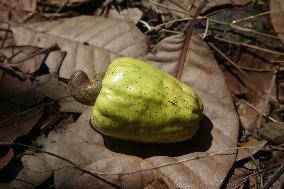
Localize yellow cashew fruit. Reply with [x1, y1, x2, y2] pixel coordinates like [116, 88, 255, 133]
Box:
[90, 57, 203, 143]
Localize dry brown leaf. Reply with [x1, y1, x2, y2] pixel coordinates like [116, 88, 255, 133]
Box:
[12, 16, 147, 79]
[142, 34, 184, 76]
[243, 160, 258, 170]
[222, 46, 284, 132]
[0, 148, 14, 170]
[260, 122, 284, 145]
[225, 48, 279, 103]
[0, 4, 47, 48]
[0, 65, 44, 154]
[150, 0, 251, 17]
[0, 68, 44, 161]
[237, 100, 259, 132]
[0, 5, 46, 24]
[0, 69, 44, 107]
[236, 136, 266, 161]
[11, 153, 54, 189]
[59, 155, 174, 189]
[270, 0, 284, 44]
[0, 0, 36, 11]
[12, 34, 239, 189]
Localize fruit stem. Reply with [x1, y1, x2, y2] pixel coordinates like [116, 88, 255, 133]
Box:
[68, 70, 104, 105]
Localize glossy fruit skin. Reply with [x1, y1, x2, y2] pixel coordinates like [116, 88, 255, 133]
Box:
[91, 57, 203, 143]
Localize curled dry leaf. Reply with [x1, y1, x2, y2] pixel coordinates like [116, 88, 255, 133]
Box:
[12, 16, 147, 79]
[243, 161, 258, 170]
[270, 0, 284, 44]
[13, 34, 239, 189]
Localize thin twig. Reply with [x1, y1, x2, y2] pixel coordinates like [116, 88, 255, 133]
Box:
[2, 142, 257, 177]
[20, 12, 35, 24]
[239, 66, 274, 72]
[261, 163, 284, 189]
[0, 142, 121, 189]
[160, 29, 181, 34]
[49, 0, 69, 20]
[91, 146, 256, 176]
[176, 0, 208, 80]
[145, 16, 206, 34]
[214, 36, 284, 56]
[231, 11, 272, 25]
[210, 18, 284, 41]
[231, 24, 283, 41]
[203, 17, 209, 39]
